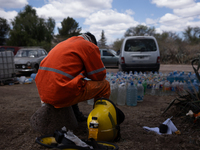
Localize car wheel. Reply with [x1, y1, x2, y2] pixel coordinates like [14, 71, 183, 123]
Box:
[34, 64, 39, 73]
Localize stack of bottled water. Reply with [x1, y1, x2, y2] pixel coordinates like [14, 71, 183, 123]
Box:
[104, 70, 200, 106]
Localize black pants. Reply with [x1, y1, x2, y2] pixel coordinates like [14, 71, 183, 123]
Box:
[72, 104, 83, 117]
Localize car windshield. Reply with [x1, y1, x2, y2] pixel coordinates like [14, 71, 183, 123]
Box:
[108, 49, 117, 56]
[15, 50, 38, 57]
[125, 39, 157, 52]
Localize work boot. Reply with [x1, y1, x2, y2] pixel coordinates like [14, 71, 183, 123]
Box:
[72, 104, 87, 122]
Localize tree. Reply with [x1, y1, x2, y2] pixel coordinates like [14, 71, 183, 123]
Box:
[7, 5, 55, 51]
[0, 17, 10, 45]
[98, 30, 107, 48]
[57, 17, 81, 40]
[111, 38, 124, 52]
[124, 25, 156, 37]
[183, 26, 200, 45]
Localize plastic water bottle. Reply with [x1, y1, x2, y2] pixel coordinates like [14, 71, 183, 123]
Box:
[146, 79, 152, 95]
[142, 79, 147, 95]
[155, 81, 160, 95]
[87, 98, 94, 105]
[109, 81, 118, 104]
[151, 82, 156, 95]
[163, 81, 171, 95]
[137, 81, 144, 102]
[167, 72, 174, 83]
[88, 117, 99, 141]
[117, 82, 126, 105]
[171, 80, 176, 95]
[126, 82, 137, 106]
[190, 73, 197, 83]
[193, 79, 199, 93]
[187, 80, 193, 93]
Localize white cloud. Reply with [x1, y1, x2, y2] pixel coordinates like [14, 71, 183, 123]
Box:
[151, 0, 200, 34]
[35, 0, 113, 20]
[146, 18, 158, 25]
[151, 0, 195, 9]
[0, 8, 17, 23]
[84, 9, 139, 43]
[186, 20, 200, 27]
[0, 0, 28, 8]
[173, 2, 200, 17]
[125, 9, 135, 15]
[157, 13, 200, 33]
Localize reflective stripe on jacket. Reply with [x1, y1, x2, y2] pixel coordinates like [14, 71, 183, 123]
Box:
[35, 36, 106, 108]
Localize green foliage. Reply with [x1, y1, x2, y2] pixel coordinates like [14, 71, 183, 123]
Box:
[124, 25, 156, 37]
[183, 26, 200, 45]
[6, 5, 55, 52]
[98, 30, 107, 48]
[0, 17, 10, 45]
[57, 17, 81, 40]
[111, 38, 124, 51]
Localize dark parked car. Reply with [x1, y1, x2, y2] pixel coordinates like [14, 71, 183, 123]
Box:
[14, 47, 48, 73]
[99, 49, 119, 68]
[0, 46, 22, 55]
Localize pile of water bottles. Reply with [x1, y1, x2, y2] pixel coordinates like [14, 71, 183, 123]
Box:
[106, 71, 200, 107]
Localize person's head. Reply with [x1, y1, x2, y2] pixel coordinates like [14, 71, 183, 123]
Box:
[80, 32, 97, 46]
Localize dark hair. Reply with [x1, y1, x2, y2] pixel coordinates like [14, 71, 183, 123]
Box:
[85, 32, 97, 46]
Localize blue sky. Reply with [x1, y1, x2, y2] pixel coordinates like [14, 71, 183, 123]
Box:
[0, 0, 200, 45]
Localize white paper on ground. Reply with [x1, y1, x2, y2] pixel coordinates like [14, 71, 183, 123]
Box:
[143, 117, 178, 135]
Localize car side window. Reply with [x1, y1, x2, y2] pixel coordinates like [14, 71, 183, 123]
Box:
[37, 50, 42, 57]
[103, 50, 114, 56]
[41, 50, 47, 56]
[0, 47, 5, 52]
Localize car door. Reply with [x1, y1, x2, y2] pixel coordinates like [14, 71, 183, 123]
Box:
[101, 49, 117, 67]
[124, 37, 159, 65]
[37, 50, 47, 64]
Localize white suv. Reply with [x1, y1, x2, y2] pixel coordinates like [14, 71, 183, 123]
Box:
[118, 36, 160, 72]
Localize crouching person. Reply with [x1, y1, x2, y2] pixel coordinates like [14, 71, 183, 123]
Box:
[30, 32, 110, 135]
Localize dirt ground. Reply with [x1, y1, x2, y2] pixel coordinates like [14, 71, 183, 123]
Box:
[1, 78, 200, 150]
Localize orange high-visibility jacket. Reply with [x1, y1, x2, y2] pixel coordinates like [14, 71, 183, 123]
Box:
[35, 36, 106, 108]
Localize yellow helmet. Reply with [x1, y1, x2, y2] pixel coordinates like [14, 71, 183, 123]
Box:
[87, 98, 125, 142]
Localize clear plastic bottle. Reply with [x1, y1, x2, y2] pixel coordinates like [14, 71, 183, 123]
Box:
[126, 82, 137, 106]
[109, 80, 118, 104]
[155, 80, 160, 95]
[193, 79, 199, 93]
[187, 80, 193, 93]
[117, 82, 126, 105]
[88, 117, 99, 141]
[142, 79, 147, 95]
[178, 81, 184, 95]
[146, 79, 152, 95]
[163, 80, 171, 95]
[171, 80, 176, 95]
[167, 72, 174, 83]
[158, 80, 164, 96]
[137, 81, 144, 102]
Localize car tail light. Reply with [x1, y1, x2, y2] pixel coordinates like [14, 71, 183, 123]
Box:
[157, 56, 160, 63]
[121, 57, 125, 64]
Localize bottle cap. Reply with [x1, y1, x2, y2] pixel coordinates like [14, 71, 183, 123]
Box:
[92, 117, 97, 120]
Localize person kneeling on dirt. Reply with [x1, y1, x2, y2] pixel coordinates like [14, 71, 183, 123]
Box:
[31, 32, 110, 134]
